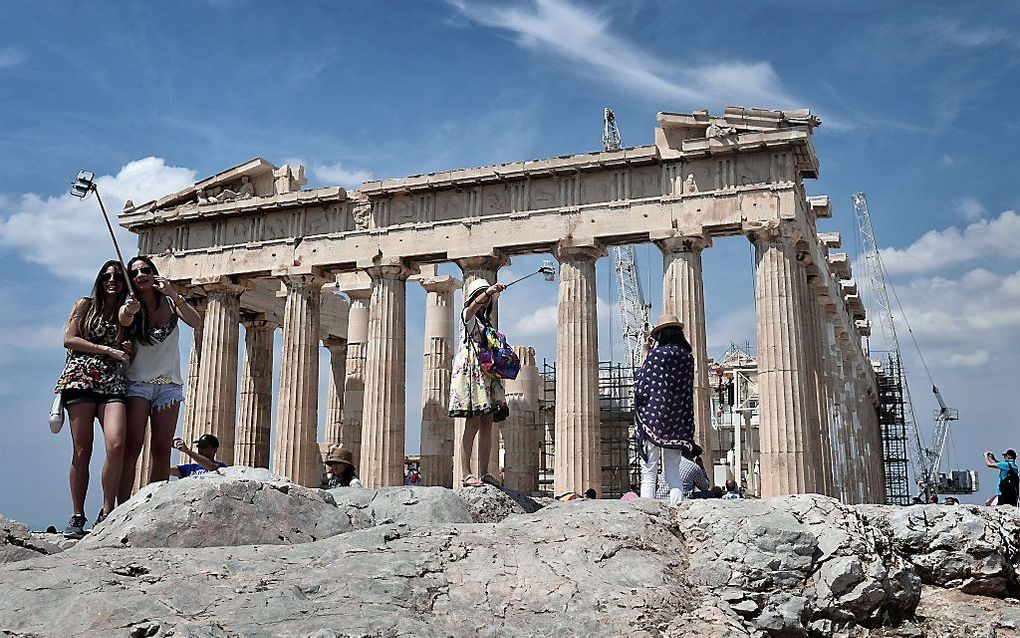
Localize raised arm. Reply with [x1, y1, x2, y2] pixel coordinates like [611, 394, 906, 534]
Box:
[157, 278, 202, 329]
[173, 438, 220, 472]
[463, 283, 505, 322]
[985, 451, 999, 468]
[63, 299, 129, 364]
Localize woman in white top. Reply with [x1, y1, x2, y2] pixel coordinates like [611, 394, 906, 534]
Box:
[118, 255, 201, 498]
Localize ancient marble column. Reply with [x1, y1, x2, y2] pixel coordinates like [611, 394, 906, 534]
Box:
[235, 317, 276, 468]
[453, 254, 508, 487]
[271, 271, 326, 487]
[132, 424, 151, 493]
[359, 264, 413, 487]
[191, 281, 244, 465]
[341, 287, 371, 468]
[792, 267, 824, 494]
[554, 242, 605, 495]
[502, 346, 541, 494]
[418, 275, 460, 488]
[323, 337, 348, 449]
[178, 297, 206, 464]
[749, 224, 820, 496]
[658, 233, 714, 476]
[806, 294, 834, 498]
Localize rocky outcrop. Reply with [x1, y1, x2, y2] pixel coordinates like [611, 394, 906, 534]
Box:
[0, 514, 61, 563]
[1, 476, 1017, 637]
[454, 484, 542, 522]
[77, 467, 363, 550]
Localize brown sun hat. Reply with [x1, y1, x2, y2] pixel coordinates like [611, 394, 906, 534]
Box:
[649, 314, 684, 339]
[326, 447, 356, 471]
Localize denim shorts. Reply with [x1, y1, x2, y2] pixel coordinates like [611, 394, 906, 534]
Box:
[126, 381, 184, 411]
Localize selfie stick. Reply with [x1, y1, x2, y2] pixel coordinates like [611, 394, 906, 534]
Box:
[502, 260, 556, 289]
[71, 170, 135, 296]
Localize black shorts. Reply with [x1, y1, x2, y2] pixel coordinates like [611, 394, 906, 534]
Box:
[61, 388, 126, 407]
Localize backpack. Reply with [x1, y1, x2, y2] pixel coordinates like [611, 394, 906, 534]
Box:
[1000, 462, 1019, 504]
[472, 315, 520, 380]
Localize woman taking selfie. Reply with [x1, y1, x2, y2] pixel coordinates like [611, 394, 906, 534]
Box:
[55, 260, 134, 538]
[119, 256, 201, 495]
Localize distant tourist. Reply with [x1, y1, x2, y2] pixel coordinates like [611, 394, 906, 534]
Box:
[927, 494, 939, 504]
[55, 260, 134, 538]
[449, 279, 508, 488]
[584, 488, 597, 499]
[985, 449, 1019, 506]
[325, 448, 363, 488]
[405, 465, 422, 486]
[677, 444, 711, 503]
[722, 480, 742, 500]
[170, 435, 226, 478]
[944, 496, 960, 505]
[910, 496, 923, 505]
[118, 256, 201, 491]
[634, 315, 705, 505]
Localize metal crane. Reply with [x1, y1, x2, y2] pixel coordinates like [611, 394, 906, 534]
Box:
[852, 192, 975, 499]
[603, 108, 651, 368]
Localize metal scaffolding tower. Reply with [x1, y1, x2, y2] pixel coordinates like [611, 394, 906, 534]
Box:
[876, 354, 911, 505]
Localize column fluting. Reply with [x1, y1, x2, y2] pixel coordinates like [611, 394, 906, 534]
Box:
[236, 317, 276, 468]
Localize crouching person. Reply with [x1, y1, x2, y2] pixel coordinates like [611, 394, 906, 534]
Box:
[170, 434, 226, 478]
[326, 448, 363, 488]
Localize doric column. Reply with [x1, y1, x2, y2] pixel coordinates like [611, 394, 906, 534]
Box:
[553, 242, 605, 495]
[191, 280, 245, 465]
[323, 337, 348, 448]
[340, 286, 371, 468]
[235, 317, 276, 468]
[748, 223, 820, 496]
[453, 253, 509, 487]
[272, 271, 327, 486]
[359, 263, 414, 487]
[502, 346, 541, 494]
[418, 275, 461, 488]
[804, 284, 834, 497]
[179, 297, 207, 464]
[132, 424, 151, 493]
[658, 233, 714, 477]
[792, 266, 822, 494]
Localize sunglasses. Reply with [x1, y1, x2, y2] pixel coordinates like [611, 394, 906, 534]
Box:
[130, 266, 154, 278]
[101, 272, 125, 283]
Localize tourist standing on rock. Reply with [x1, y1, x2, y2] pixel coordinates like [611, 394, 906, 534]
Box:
[169, 435, 226, 478]
[634, 315, 707, 505]
[325, 448, 363, 488]
[449, 279, 508, 488]
[985, 449, 1019, 506]
[118, 256, 201, 493]
[55, 260, 135, 538]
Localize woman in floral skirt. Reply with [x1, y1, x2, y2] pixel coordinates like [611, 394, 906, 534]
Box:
[449, 278, 507, 487]
[55, 260, 134, 537]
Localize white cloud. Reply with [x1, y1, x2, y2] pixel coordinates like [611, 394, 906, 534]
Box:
[951, 196, 986, 221]
[880, 210, 1020, 276]
[0, 47, 27, 69]
[311, 162, 373, 189]
[919, 20, 1018, 49]
[948, 350, 990, 367]
[447, 0, 795, 109]
[0, 157, 196, 281]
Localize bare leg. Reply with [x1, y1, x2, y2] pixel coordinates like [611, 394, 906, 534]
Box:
[97, 402, 127, 515]
[148, 401, 181, 483]
[118, 397, 150, 503]
[68, 403, 97, 515]
[460, 417, 480, 481]
[476, 413, 494, 477]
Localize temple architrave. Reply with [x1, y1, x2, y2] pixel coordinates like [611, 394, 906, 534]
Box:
[120, 106, 885, 503]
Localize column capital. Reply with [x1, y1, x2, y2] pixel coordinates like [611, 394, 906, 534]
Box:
[656, 232, 712, 253]
[364, 263, 416, 281]
[272, 266, 333, 288]
[192, 276, 249, 296]
[453, 252, 510, 272]
[419, 274, 462, 294]
[743, 219, 802, 245]
[240, 313, 279, 331]
[554, 240, 606, 263]
[322, 336, 348, 350]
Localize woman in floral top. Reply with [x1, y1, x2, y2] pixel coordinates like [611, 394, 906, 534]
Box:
[55, 260, 134, 538]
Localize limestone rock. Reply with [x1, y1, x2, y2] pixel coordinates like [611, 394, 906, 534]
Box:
[861, 503, 1020, 597]
[0, 514, 61, 563]
[328, 485, 473, 526]
[454, 484, 541, 523]
[0, 500, 687, 637]
[676, 494, 919, 634]
[76, 466, 359, 549]
[914, 586, 1020, 637]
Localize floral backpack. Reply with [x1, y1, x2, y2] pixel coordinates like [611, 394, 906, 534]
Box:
[475, 317, 521, 380]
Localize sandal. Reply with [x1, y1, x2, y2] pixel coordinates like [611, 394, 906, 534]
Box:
[462, 474, 484, 487]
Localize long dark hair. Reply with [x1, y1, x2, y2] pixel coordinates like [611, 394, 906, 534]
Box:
[127, 255, 163, 346]
[654, 326, 692, 353]
[75, 259, 129, 340]
[465, 284, 494, 323]
[334, 464, 359, 487]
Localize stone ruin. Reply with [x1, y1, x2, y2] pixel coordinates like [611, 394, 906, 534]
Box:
[117, 106, 883, 503]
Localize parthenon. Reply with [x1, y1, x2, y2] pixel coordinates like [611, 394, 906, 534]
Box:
[119, 106, 885, 503]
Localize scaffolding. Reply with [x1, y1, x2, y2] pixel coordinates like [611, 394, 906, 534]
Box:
[876, 353, 911, 505]
[537, 360, 639, 498]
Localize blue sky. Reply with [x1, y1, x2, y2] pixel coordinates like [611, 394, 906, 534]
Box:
[2, 1, 1018, 527]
